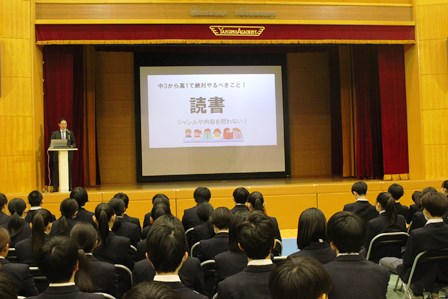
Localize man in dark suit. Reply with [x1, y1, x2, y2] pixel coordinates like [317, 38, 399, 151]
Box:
[27, 236, 102, 299]
[380, 192, 448, 298]
[114, 192, 142, 233]
[388, 183, 410, 220]
[25, 190, 56, 223]
[50, 117, 76, 192]
[343, 181, 378, 222]
[182, 187, 211, 231]
[217, 211, 276, 299]
[0, 227, 38, 297]
[146, 214, 207, 299]
[69, 187, 95, 226]
[0, 193, 10, 226]
[231, 187, 249, 214]
[324, 211, 390, 299]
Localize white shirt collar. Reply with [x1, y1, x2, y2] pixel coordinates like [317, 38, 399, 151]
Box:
[49, 282, 76, 287]
[337, 252, 360, 257]
[425, 218, 444, 225]
[379, 210, 386, 214]
[30, 206, 42, 211]
[356, 198, 369, 202]
[154, 275, 181, 282]
[247, 259, 273, 266]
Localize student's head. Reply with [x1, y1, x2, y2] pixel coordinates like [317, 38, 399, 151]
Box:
[193, 187, 211, 204]
[297, 208, 327, 250]
[327, 211, 366, 254]
[146, 215, 187, 273]
[70, 223, 98, 253]
[58, 117, 68, 130]
[38, 236, 78, 283]
[6, 198, 27, 239]
[388, 184, 404, 201]
[0, 227, 10, 255]
[422, 186, 437, 195]
[31, 209, 54, 258]
[233, 187, 249, 204]
[114, 192, 130, 209]
[0, 272, 17, 299]
[150, 203, 171, 223]
[229, 211, 249, 251]
[109, 197, 126, 217]
[28, 190, 43, 207]
[123, 281, 181, 299]
[247, 191, 265, 213]
[70, 187, 89, 207]
[351, 181, 367, 197]
[269, 256, 331, 299]
[152, 194, 170, 206]
[412, 191, 422, 206]
[196, 201, 214, 222]
[376, 192, 397, 224]
[0, 193, 7, 210]
[7, 198, 26, 216]
[441, 180, 448, 195]
[94, 203, 115, 245]
[237, 211, 275, 259]
[60, 198, 79, 219]
[210, 207, 232, 230]
[421, 192, 448, 218]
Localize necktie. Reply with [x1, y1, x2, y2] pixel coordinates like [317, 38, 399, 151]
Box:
[62, 131, 65, 140]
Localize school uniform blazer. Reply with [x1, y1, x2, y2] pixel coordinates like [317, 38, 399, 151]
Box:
[157, 281, 208, 299]
[217, 263, 276, 299]
[15, 234, 52, 266]
[49, 218, 77, 237]
[122, 214, 142, 234]
[27, 285, 103, 299]
[230, 204, 248, 214]
[397, 222, 448, 290]
[343, 200, 379, 222]
[143, 212, 152, 228]
[93, 232, 134, 270]
[323, 255, 390, 299]
[197, 232, 229, 262]
[0, 211, 10, 226]
[215, 250, 247, 282]
[0, 258, 39, 296]
[191, 222, 214, 246]
[25, 209, 56, 223]
[395, 202, 410, 220]
[182, 205, 201, 231]
[74, 208, 95, 226]
[288, 241, 336, 264]
[113, 218, 141, 246]
[85, 254, 118, 297]
[407, 204, 420, 224]
[409, 212, 427, 231]
[1, 221, 32, 247]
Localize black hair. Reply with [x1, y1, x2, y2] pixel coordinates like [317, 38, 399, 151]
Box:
[0, 193, 7, 209]
[58, 117, 67, 123]
[247, 191, 266, 213]
[196, 202, 214, 222]
[237, 211, 275, 259]
[443, 180, 448, 190]
[70, 187, 89, 207]
[388, 184, 404, 201]
[6, 198, 27, 238]
[109, 197, 126, 217]
[193, 187, 211, 203]
[327, 211, 366, 253]
[146, 215, 186, 273]
[0, 271, 17, 299]
[152, 194, 170, 206]
[31, 209, 53, 258]
[55, 198, 78, 235]
[412, 191, 423, 207]
[114, 192, 130, 208]
[233, 187, 250, 204]
[0, 227, 10, 252]
[376, 192, 397, 225]
[94, 203, 115, 247]
[228, 211, 249, 251]
[27, 190, 43, 207]
[151, 203, 171, 223]
[296, 208, 327, 250]
[123, 281, 181, 299]
[210, 207, 233, 230]
[351, 181, 368, 196]
[38, 236, 78, 283]
[421, 192, 448, 217]
[422, 187, 437, 195]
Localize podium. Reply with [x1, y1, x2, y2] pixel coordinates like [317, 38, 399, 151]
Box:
[48, 147, 78, 192]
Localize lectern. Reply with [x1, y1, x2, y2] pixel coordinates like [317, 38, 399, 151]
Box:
[48, 147, 77, 192]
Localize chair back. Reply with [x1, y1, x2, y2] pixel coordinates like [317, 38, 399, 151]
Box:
[272, 256, 287, 266]
[273, 239, 283, 256]
[190, 242, 200, 257]
[185, 227, 195, 249]
[7, 247, 17, 263]
[366, 232, 409, 262]
[201, 259, 218, 297]
[114, 264, 133, 299]
[29, 266, 49, 293]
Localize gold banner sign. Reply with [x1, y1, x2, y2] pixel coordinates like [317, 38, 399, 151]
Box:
[210, 26, 265, 37]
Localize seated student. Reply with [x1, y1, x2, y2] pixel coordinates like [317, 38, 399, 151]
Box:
[2, 198, 31, 246]
[70, 223, 117, 297]
[0, 271, 17, 299]
[380, 192, 448, 298]
[343, 181, 378, 222]
[70, 187, 95, 226]
[146, 214, 207, 298]
[15, 209, 53, 266]
[289, 208, 335, 264]
[50, 198, 78, 237]
[388, 183, 410, 220]
[217, 211, 276, 299]
[109, 197, 141, 246]
[215, 211, 249, 282]
[92, 203, 134, 270]
[25, 190, 56, 223]
[114, 192, 142, 232]
[364, 192, 406, 263]
[27, 236, 103, 299]
[231, 187, 249, 214]
[0, 193, 10, 226]
[0, 227, 38, 297]
[323, 211, 390, 299]
[143, 193, 170, 228]
[123, 281, 181, 299]
[247, 191, 282, 256]
[182, 187, 212, 231]
[409, 187, 438, 231]
[408, 191, 423, 224]
[189, 202, 214, 248]
[269, 256, 331, 299]
[197, 207, 232, 262]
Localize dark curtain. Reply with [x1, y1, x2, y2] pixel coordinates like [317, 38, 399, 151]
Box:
[377, 45, 409, 176]
[44, 46, 85, 188]
[329, 47, 343, 176]
[353, 46, 384, 179]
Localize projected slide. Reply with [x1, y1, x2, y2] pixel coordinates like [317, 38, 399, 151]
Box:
[146, 73, 277, 148]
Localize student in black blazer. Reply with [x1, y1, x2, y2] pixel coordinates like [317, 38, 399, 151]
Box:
[182, 187, 212, 231]
[189, 202, 214, 248]
[50, 198, 78, 237]
[343, 181, 378, 222]
[0, 193, 10, 226]
[407, 191, 423, 224]
[27, 236, 103, 299]
[109, 197, 141, 246]
[324, 211, 390, 299]
[288, 208, 335, 264]
[70, 187, 95, 226]
[388, 183, 410, 220]
[114, 192, 142, 232]
[3, 198, 31, 247]
[143, 193, 171, 228]
[25, 190, 56, 223]
[0, 227, 39, 297]
[230, 187, 249, 214]
[217, 212, 277, 299]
